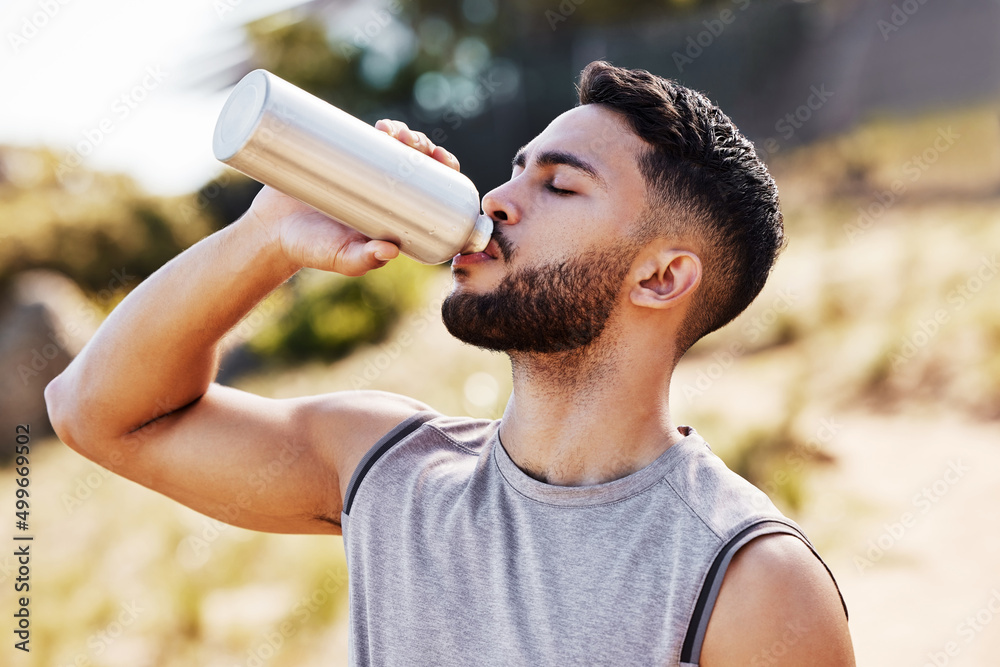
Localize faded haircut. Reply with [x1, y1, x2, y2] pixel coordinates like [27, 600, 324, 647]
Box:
[577, 61, 786, 357]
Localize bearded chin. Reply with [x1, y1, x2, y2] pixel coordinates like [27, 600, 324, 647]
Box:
[441, 247, 633, 354]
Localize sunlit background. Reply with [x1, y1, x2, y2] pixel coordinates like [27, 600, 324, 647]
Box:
[2, 0, 1000, 665]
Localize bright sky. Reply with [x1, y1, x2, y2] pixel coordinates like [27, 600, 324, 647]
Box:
[0, 0, 305, 195]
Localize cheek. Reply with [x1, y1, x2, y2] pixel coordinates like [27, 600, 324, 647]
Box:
[513, 194, 616, 259]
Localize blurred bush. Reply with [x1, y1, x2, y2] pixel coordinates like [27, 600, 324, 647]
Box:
[248, 258, 434, 364]
[0, 146, 215, 298]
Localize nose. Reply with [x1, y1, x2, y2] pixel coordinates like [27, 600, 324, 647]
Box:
[481, 181, 521, 226]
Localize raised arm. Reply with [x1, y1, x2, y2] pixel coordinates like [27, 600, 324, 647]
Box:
[44, 120, 449, 535]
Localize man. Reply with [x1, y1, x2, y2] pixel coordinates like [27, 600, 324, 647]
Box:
[46, 61, 854, 665]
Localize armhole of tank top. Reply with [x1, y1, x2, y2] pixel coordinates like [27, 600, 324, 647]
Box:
[342, 411, 437, 516]
[678, 519, 849, 666]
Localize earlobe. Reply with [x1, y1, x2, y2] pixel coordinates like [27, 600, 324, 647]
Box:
[629, 249, 701, 309]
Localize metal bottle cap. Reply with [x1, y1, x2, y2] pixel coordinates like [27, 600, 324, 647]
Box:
[213, 70, 269, 163]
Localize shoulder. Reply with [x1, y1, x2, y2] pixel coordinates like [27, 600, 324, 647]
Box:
[662, 430, 782, 534]
[294, 390, 436, 502]
[298, 389, 433, 425]
[700, 533, 855, 666]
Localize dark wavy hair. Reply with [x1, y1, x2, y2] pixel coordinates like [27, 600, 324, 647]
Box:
[577, 61, 785, 357]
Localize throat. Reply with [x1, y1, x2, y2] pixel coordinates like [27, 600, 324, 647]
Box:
[507, 333, 621, 398]
[500, 337, 681, 487]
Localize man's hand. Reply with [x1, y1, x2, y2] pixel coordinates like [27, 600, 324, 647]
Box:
[244, 119, 463, 277]
[245, 185, 397, 277]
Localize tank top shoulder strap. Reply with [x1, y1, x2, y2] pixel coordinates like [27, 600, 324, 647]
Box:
[343, 411, 438, 516]
[679, 519, 848, 666]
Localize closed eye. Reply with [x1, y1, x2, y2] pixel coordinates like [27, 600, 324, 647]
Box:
[546, 183, 574, 195]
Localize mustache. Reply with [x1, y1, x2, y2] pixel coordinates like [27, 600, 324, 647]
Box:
[492, 230, 515, 262]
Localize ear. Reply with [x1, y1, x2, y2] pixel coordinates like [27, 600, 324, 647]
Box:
[628, 245, 702, 310]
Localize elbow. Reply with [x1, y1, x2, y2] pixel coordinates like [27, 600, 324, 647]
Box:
[45, 375, 131, 473]
[44, 373, 84, 453]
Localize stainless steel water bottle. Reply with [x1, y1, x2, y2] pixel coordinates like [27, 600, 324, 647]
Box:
[212, 69, 493, 265]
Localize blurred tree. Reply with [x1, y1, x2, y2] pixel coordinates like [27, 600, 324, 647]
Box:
[235, 0, 729, 118]
[0, 146, 216, 297]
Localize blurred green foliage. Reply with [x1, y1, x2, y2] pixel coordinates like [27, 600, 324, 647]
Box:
[0, 147, 215, 297]
[238, 0, 739, 120]
[248, 258, 432, 363]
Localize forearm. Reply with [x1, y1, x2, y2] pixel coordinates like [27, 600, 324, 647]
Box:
[45, 212, 298, 446]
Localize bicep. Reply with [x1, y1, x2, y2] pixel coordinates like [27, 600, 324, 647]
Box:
[94, 384, 426, 535]
[700, 533, 855, 666]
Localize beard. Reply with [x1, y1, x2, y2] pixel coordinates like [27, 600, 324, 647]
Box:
[441, 239, 638, 354]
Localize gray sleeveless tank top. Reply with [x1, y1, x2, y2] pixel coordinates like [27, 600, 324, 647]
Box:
[340, 412, 845, 666]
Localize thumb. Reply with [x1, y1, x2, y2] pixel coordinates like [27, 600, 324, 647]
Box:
[369, 240, 400, 264]
[336, 239, 400, 276]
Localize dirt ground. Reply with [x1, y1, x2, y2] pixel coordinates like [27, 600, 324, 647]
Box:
[793, 409, 1000, 666]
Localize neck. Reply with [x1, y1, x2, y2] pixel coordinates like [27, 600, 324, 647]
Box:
[500, 330, 683, 486]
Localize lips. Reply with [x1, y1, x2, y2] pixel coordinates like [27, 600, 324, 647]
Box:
[452, 237, 501, 269]
[483, 237, 502, 260]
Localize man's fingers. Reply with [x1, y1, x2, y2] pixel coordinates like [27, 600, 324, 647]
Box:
[374, 118, 399, 137]
[432, 145, 461, 171]
[397, 124, 426, 151]
[375, 119, 461, 172]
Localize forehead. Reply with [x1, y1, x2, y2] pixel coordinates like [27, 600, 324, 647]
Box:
[518, 104, 647, 184]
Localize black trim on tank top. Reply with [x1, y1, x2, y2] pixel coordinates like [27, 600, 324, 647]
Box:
[342, 411, 436, 516]
[679, 519, 848, 665]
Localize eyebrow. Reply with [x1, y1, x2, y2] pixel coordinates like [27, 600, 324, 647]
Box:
[512, 147, 607, 189]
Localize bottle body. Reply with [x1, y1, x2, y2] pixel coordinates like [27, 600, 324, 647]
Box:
[212, 69, 492, 265]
